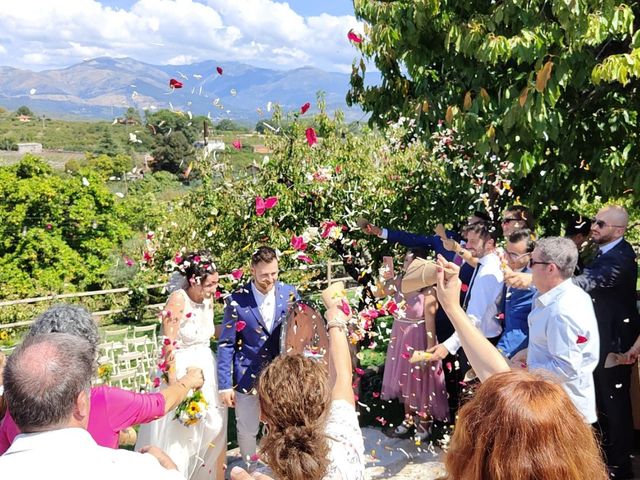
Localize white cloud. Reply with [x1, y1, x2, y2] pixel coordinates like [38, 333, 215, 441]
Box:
[0, 0, 364, 72]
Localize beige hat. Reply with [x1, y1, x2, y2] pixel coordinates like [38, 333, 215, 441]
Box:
[321, 281, 347, 308]
[401, 257, 437, 294]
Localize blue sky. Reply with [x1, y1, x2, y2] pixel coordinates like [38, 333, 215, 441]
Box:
[0, 0, 362, 72]
[103, 0, 356, 16]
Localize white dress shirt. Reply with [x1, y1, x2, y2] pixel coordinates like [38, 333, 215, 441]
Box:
[0, 427, 184, 480]
[443, 251, 504, 354]
[527, 278, 600, 423]
[598, 236, 623, 255]
[251, 281, 276, 332]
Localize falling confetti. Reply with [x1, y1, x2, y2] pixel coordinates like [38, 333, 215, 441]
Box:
[169, 78, 183, 89]
[348, 30, 363, 43]
[305, 127, 318, 146]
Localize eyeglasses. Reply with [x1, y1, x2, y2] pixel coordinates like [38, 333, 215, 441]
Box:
[501, 217, 521, 224]
[529, 259, 551, 268]
[591, 218, 624, 229]
[506, 250, 531, 260]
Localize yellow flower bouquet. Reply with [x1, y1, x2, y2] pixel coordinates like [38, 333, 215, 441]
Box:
[174, 389, 208, 427]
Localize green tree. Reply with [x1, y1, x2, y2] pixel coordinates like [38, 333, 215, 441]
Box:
[94, 128, 121, 156]
[86, 153, 135, 177]
[15, 106, 34, 117]
[348, 0, 640, 219]
[215, 119, 242, 131]
[124, 107, 141, 125]
[0, 155, 134, 297]
[144, 110, 213, 173]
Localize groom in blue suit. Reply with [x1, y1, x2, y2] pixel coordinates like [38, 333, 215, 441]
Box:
[217, 246, 299, 461]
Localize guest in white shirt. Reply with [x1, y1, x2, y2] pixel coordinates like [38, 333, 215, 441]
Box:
[428, 223, 504, 360]
[431, 236, 600, 424]
[525, 237, 600, 423]
[0, 333, 182, 480]
[428, 253, 608, 480]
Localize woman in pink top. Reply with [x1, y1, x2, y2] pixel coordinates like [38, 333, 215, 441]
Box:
[380, 248, 449, 442]
[0, 304, 204, 454]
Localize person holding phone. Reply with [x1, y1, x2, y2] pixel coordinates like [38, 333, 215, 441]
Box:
[379, 248, 449, 442]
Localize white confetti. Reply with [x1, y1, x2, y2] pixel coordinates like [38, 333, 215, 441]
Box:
[29, 88, 37, 95]
[82, 177, 90, 187]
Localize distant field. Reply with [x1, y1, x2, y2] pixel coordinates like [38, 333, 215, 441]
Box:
[0, 114, 270, 172]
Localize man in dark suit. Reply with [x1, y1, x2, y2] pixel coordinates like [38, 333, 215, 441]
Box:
[573, 205, 639, 479]
[217, 246, 299, 462]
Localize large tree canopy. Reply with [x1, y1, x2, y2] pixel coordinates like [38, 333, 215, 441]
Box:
[348, 0, 640, 215]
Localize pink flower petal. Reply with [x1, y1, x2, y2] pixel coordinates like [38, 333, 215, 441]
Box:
[291, 235, 307, 251]
[300, 102, 310, 114]
[232, 139, 242, 150]
[255, 196, 265, 216]
[216, 66, 223, 75]
[305, 127, 317, 146]
[169, 78, 183, 89]
[231, 269, 244, 280]
[577, 335, 588, 344]
[236, 320, 247, 332]
[347, 30, 363, 43]
[297, 254, 313, 264]
[264, 196, 278, 209]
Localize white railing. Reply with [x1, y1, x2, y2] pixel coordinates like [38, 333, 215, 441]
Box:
[0, 260, 354, 331]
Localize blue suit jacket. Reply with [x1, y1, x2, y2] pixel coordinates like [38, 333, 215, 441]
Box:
[384, 228, 474, 341]
[217, 281, 299, 393]
[496, 269, 535, 359]
[386, 228, 460, 263]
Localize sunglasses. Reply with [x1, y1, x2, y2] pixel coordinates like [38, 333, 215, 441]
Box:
[529, 259, 551, 268]
[501, 217, 521, 224]
[591, 218, 624, 229]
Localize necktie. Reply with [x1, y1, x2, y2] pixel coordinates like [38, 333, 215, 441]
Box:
[463, 265, 480, 310]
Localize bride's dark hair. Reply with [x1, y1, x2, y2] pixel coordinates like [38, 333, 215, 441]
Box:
[179, 250, 216, 283]
[258, 354, 331, 480]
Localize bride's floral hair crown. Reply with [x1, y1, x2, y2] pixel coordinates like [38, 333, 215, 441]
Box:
[173, 250, 217, 282]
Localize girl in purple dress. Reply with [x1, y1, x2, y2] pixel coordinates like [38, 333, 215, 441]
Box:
[380, 248, 449, 442]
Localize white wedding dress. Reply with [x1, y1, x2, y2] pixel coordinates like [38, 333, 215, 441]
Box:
[136, 289, 226, 479]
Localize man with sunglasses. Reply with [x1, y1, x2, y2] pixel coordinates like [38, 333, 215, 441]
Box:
[526, 237, 600, 424]
[572, 205, 639, 480]
[495, 229, 536, 359]
[500, 205, 535, 237]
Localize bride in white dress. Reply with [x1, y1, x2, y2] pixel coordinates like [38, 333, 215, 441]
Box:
[136, 251, 226, 479]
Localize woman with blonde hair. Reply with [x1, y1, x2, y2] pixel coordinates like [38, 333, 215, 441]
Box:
[434, 255, 608, 480]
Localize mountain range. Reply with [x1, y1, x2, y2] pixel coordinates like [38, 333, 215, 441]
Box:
[0, 57, 376, 124]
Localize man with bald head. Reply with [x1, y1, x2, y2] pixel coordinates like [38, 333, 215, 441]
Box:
[0, 333, 183, 479]
[573, 205, 639, 480]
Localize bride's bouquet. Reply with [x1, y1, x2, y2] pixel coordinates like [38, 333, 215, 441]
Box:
[175, 389, 208, 427]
